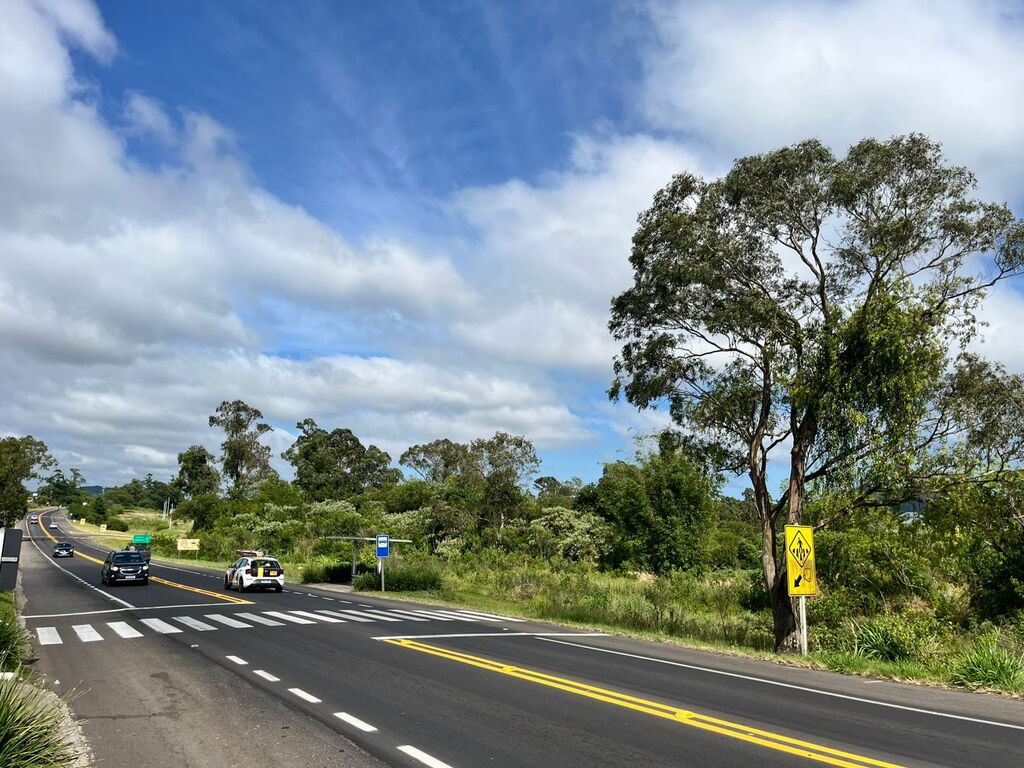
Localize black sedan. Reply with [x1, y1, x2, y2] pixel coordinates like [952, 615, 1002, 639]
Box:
[52, 542, 75, 558]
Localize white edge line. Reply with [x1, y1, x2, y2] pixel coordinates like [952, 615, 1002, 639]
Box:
[397, 745, 454, 768]
[334, 712, 378, 732]
[288, 687, 321, 703]
[374, 631, 608, 641]
[537, 637, 1024, 732]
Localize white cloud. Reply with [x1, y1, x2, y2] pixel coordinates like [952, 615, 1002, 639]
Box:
[642, 0, 1024, 199]
[451, 134, 708, 372]
[3, 0, 1023, 487]
[124, 92, 176, 144]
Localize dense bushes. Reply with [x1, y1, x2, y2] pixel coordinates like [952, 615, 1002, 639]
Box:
[353, 561, 442, 592]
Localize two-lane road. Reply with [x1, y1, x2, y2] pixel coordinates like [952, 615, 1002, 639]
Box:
[19, 509, 1024, 768]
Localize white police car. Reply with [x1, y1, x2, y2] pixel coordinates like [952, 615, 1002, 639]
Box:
[223, 551, 284, 593]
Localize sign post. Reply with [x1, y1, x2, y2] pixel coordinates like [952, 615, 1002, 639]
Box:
[785, 524, 817, 656]
[376, 534, 390, 592]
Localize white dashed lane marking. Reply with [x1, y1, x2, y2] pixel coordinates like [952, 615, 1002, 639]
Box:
[226, 655, 248, 665]
[253, 670, 280, 681]
[398, 745, 455, 768]
[288, 687, 321, 703]
[334, 712, 378, 732]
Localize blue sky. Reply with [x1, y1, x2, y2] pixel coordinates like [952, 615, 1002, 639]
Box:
[87, 1, 647, 235]
[2, 0, 1023, 492]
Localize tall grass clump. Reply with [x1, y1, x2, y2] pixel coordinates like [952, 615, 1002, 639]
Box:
[0, 675, 80, 767]
[947, 639, 1024, 692]
[849, 614, 933, 662]
[0, 594, 25, 670]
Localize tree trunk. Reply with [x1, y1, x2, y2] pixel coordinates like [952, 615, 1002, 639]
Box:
[771, 567, 800, 652]
[759, 512, 800, 652]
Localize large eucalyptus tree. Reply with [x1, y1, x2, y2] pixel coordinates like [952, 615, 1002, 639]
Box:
[610, 134, 1024, 650]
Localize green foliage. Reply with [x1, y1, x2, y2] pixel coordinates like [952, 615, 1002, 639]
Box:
[209, 399, 274, 491]
[283, 419, 400, 501]
[172, 445, 220, 500]
[102, 474, 173, 511]
[0, 594, 25, 670]
[0, 676, 81, 767]
[849, 613, 938, 662]
[609, 132, 1024, 650]
[947, 639, 1024, 691]
[529, 506, 609, 562]
[578, 444, 719, 574]
[105, 517, 129, 532]
[0, 436, 52, 527]
[354, 561, 443, 592]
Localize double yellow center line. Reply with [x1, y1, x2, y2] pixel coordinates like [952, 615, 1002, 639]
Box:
[38, 514, 250, 605]
[384, 639, 908, 768]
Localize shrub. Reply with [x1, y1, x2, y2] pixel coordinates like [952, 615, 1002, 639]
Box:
[850, 613, 935, 662]
[947, 640, 1024, 691]
[299, 558, 353, 584]
[0, 625, 26, 672]
[0, 676, 81, 767]
[353, 561, 443, 592]
[105, 517, 129, 532]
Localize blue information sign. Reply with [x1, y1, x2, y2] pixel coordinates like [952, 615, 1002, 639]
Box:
[376, 534, 390, 558]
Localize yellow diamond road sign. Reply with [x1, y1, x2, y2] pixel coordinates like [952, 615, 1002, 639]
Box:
[785, 524, 817, 596]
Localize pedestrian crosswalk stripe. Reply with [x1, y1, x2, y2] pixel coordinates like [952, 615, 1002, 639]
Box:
[262, 610, 315, 624]
[338, 609, 400, 622]
[107, 621, 143, 638]
[37, 627, 62, 645]
[174, 616, 217, 631]
[72, 624, 103, 642]
[437, 610, 499, 621]
[405, 610, 454, 621]
[140, 618, 182, 634]
[289, 610, 344, 623]
[410, 610, 471, 621]
[457, 610, 523, 622]
[33, 605, 526, 648]
[315, 610, 357, 621]
[205, 614, 252, 629]
[379, 610, 429, 621]
[235, 612, 284, 626]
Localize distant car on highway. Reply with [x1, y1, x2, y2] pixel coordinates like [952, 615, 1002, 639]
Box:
[224, 552, 284, 593]
[48, 522, 58, 529]
[101, 551, 149, 586]
[123, 543, 151, 562]
[52, 542, 75, 558]
[29, 514, 38, 524]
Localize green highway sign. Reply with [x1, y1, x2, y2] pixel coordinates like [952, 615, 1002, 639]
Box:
[133, 534, 151, 545]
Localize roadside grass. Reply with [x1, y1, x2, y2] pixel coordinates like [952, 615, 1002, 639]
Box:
[350, 565, 1024, 696]
[0, 592, 26, 671]
[0, 676, 81, 768]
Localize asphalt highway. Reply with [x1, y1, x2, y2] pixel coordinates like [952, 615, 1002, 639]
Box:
[18, 509, 1024, 768]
